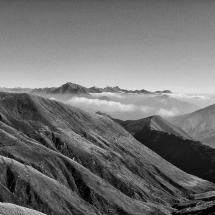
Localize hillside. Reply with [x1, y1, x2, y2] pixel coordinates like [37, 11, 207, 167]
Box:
[168, 103, 215, 146]
[115, 115, 192, 139]
[116, 115, 215, 186]
[0, 92, 214, 214]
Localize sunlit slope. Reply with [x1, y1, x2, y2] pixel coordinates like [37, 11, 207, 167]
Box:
[0, 92, 214, 214]
[116, 115, 215, 186]
[169, 103, 215, 146]
[0, 203, 46, 215]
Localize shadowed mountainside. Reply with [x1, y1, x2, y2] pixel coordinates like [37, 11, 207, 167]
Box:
[114, 115, 192, 139]
[0, 92, 214, 214]
[115, 115, 215, 186]
[168, 103, 215, 147]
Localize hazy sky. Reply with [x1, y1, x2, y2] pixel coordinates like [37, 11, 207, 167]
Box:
[0, 0, 215, 93]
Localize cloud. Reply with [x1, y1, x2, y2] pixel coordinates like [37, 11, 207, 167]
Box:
[167, 93, 209, 100]
[65, 95, 194, 120]
[67, 96, 156, 114]
[156, 108, 180, 117]
[91, 92, 209, 101]
[67, 97, 136, 112]
[90, 92, 126, 99]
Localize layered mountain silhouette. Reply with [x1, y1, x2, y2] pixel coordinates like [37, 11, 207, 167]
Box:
[168, 103, 215, 147]
[0, 92, 214, 214]
[0, 82, 172, 95]
[30, 82, 90, 98]
[135, 95, 199, 115]
[50, 82, 89, 94]
[1, 83, 203, 124]
[115, 115, 215, 185]
[155, 90, 172, 94]
[31, 83, 112, 101]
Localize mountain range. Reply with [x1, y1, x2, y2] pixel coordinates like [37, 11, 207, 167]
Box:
[0, 82, 171, 95]
[0, 92, 215, 214]
[1, 82, 201, 121]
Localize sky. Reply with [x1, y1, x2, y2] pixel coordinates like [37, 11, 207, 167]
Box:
[0, 0, 215, 93]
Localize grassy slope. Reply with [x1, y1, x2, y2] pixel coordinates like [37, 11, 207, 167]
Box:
[115, 115, 215, 189]
[0, 203, 46, 215]
[0, 92, 214, 215]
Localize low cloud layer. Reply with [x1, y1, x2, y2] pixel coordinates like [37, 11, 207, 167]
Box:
[67, 97, 154, 113]
[168, 93, 210, 100]
[156, 107, 180, 117]
[67, 96, 183, 120]
[68, 97, 136, 112]
[48, 91, 215, 120]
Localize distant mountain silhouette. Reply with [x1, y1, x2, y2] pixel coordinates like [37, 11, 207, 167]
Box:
[88, 86, 103, 93]
[135, 95, 199, 115]
[31, 87, 57, 94]
[0, 82, 172, 95]
[0, 92, 214, 214]
[0, 87, 31, 93]
[103, 86, 122, 92]
[50, 82, 89, 94]
[155, 90, 172, 94]
[169, 103, 215, 146]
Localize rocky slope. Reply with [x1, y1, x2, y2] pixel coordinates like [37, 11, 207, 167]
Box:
[168, 103, 215, 146]
[116, 115, 215, 186]
[0, 92, 214, 214]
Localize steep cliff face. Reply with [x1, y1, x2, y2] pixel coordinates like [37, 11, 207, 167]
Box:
[0, 92, 214, 215]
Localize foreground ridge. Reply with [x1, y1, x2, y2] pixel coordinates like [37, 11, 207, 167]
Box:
[0, 203, 46, 215]
[0, 92, 214, 214]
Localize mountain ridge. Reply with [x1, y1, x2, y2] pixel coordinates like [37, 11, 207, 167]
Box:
[0, 82, 172, 95]
[168, 103, 215, 146]
[0, 92, 214, 214]
[115, 115, 193, 140]
[115, 114, 215, 187]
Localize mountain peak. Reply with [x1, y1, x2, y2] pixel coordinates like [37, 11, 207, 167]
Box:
[65, 82, 80, 86]
[115, 115, 192, 140]
[51, 82, 89, 94]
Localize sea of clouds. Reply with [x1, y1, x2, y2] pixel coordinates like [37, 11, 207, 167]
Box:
[64, 92, 212, 120]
